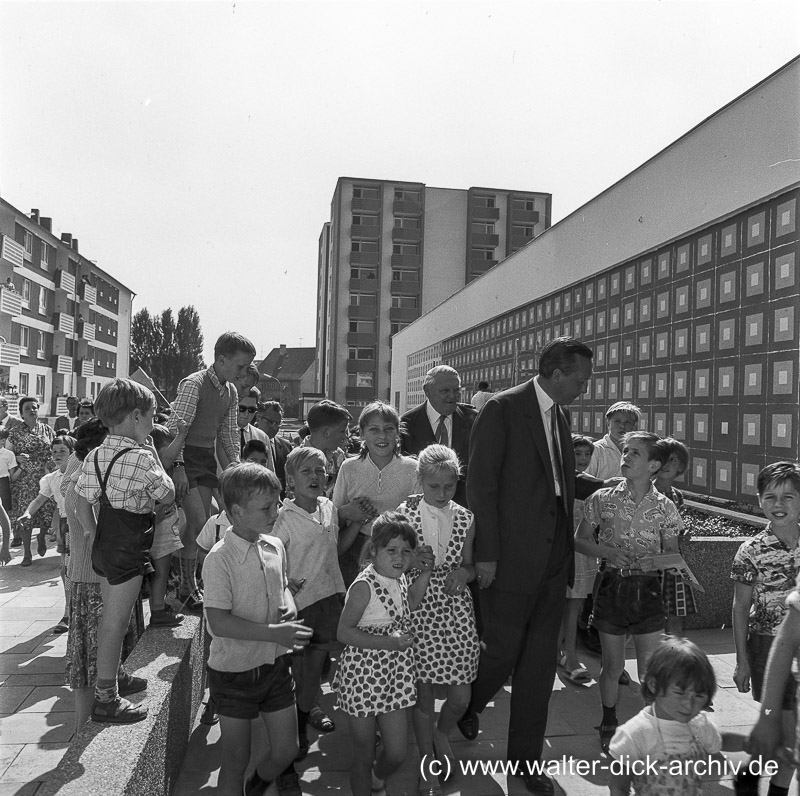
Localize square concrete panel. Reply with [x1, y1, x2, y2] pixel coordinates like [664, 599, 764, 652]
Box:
[695, 323, 711, 354]
[747, 210, 766, 248]
[692, 456, 708, 489]
[697, 233, 713, 265]
[654, 412, 667, 436]
[773, 251, 796, 291]
[717, 365, 736, 397]
[742, 413, 762, 446]
[775, 197, 797, 238]
[696, 278, 712, 310]
[674, 284, 690, 314]
[773, 305, 795, 344]
[693, 413, 709, 443]
[771, 413, 793, 449]
[715, 458, 734, 492]
[657, 251, 670, 280]
[743, 363, 763, 396]
[721, 222, 738, 257]
[718, 317, 737, 350]
[745, 260, 765, 298]
[640, 258, 653, 285]
[676, 243, 691, 273]
[741, 463, 761, 496]
[694, 368, 710, 398]
[673, 370, 688, 398]
[718, 269, 738, 304]
[771, 359, 794, 397]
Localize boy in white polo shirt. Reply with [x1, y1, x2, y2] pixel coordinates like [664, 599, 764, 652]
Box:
[202, 463, 312, 796]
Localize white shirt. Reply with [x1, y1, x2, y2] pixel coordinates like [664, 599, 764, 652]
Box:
[239, 424, 275, 471]
[533, 375, 563, 497]
[425, 401, 452, 445]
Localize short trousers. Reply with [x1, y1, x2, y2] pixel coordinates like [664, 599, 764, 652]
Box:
[298, 593, 344, 650]
[184, 445, 218, 490]
[208, 655, 294, 720]
[748, 632, 797, 710]
[150, 505, 184, 560]
[91, 506, 155, 586]
[591, 570, 665, 636]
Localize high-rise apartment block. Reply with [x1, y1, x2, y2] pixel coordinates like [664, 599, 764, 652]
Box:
[316, 177, 551, 414]
[0, 197, 134, 417]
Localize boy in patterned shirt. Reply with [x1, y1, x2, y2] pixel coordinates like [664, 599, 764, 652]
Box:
[732, 461, 800, 796]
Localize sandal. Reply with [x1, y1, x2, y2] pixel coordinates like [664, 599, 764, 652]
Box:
[308, 705, 335, 732]
[91, 696, 148, 724]
[559, 655, 591, 684]
[599, 723, 617, 753]
[20, 556, 32, 567]
[53, 617, 69, 634]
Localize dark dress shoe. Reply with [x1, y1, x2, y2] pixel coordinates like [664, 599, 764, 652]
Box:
[521, 771, 555, 795]
[456, 709, 479, 740]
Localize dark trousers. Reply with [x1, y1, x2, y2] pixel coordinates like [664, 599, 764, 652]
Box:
[470, 509, 570, 765]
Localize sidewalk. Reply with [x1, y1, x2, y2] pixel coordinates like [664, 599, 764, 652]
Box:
[0, 551, 793, 795]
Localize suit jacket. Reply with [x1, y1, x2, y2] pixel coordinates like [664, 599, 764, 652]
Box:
[271, 435, 293, 496]
[400, 401, 477, 508]
[466, 380, 601, 593]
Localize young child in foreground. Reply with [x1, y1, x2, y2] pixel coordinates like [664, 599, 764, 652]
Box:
[732, 461, 800, 796]
[609, 636, 745, 795]
[202, 463, 313, 796]
[335, 511, 434, 796]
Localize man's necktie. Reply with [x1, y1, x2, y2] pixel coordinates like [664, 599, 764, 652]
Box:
[435, 415, 449, 447]
[550, 404, 565, 500]
[240, 427, 246, 456]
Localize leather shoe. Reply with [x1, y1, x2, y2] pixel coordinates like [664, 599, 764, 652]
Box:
[520, 771, 555, 795]
[456, 708, 479, 740]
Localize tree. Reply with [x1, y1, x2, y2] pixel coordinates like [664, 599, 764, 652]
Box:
[130, 305, 205, 400]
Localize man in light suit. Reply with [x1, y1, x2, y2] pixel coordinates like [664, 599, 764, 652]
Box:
[400, 365, 476, 508]
[462, 337, 602, 795]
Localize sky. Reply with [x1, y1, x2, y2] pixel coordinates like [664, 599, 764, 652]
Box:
[1, 0, 798, 366]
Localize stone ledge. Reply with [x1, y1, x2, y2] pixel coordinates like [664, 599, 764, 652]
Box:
[39, 613, 204, 796]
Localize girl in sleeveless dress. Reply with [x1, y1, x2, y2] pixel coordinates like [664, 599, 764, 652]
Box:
[335, 511, 434, 796]
[398, 444, 479, 794]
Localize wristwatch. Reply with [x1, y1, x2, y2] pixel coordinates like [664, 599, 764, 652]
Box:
[173, 461, 185, 468]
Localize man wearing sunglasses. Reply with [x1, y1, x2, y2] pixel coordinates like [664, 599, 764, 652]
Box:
[230, 388, 274, 471]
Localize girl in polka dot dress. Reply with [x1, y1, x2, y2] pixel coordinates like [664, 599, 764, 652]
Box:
[398, 444, 479, 793]
[335, 511, 434, 796]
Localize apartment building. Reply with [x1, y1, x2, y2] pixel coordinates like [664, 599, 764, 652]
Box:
[316, 177, 551, 415]
[0, 198, 134, 418]
[390, 57, 800, 506]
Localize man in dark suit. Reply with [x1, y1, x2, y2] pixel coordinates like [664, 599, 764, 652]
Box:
[257, 400, 293, 496]
[400, 365, 476, 508]
[462, 337, 602, 795]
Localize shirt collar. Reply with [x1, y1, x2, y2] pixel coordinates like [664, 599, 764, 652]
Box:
[533, 375, 555, 413]
[206, 366, 226, 393]
[425, 400, 451, 429]
[223, 527, 281, 564]
[614, 479, 660, 502]
[104, 434, 141, 448]
[282, 497, 324, 520]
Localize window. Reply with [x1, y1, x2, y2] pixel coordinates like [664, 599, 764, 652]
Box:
[352, 214, 378, 226]
[512, 225, 535, 238]
[35, 374, 45, 397]
[23, 230, 33, 257]
[473, 195, 496, 208]
[513, 199, 536, 212]
[348, 347, 374, 360]
[394, 189, 420, 202]
[351, 241, 378, 253]
[394, 217, 420, 229]
[38, 287, 47, 315]
[349, 320, 376, 334]
[349, 293, 376, 306]
[40, 244, 50, 270]
[391, 268, 417, 282]
[37, 331, 45, 359]
[393, 243, 419, 255]
[471, 222, 495, 234]
[19, 373, 29, 395]
[22, 279, 31, 307]
[390, 322, 409, 335]
[350, 266, 377, 280]
[353, 186, 379, 200]
[20, 326, 30, 355]
[391, 295, 417, 308]
[347, 372, 374, 388]
[471, 249, 495, 261]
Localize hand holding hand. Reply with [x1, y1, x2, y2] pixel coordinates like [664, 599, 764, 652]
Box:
[415, 544, 435, 571]
[175, 418, 188, 437]
[475, 561, 497, 589]
[279, 602, 298, 622]
[288, 577, 306, 596]
[443, 567, 469, 595]
[272, 620, 313, 651]
[172, 467, 189, 502]
[391, 632, 414, 651]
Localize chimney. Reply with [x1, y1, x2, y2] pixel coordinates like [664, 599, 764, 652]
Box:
[40, 218, 52, 232]
[61, 233, 72, 245]
[30, 209, 39, 222]
[71, 239, 79, 253]
[279, 344, 287, 356]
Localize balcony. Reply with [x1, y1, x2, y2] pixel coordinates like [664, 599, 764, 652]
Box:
[390, 254, 421, 268]
[80, 282, 97, 304]
[54, 355, 73, 375]
[81, 358, 95, 378]
[511, 209, 539, 224]
[346, 358, 376, 374]
[0, 342, 21, 367]
[346, 386, 376, 401]
[56, 270, 76, 294]
[469, 257, 498, 271]
[0, 287, 22, 316]
[0, 236, 24, 269]
[349, 251, 380, 266]
[53, 332, 67, 356]
[348, 304, 378, 320]
[391, 226, 421, 243]
[348, 278, 379, 293]
[80, 321, 96, 341]
[393, 199, 422, 215]
[510, 234, 534, 251]
[471, 233, 499, 247]
[390, 279, 420, 295]
[351, 196, 381, 213]
[56, 313, 75, 335]
[471, 204, 500, 221]
[389, 307, 420, 322]
[346, 332, 377, 346]
[351, 223, 380, 240]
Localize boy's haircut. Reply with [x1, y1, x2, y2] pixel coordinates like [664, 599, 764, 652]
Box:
[285, 445, 326, 478]
[571, 433, 595, 452]
[78, 399, 95, 412]
[477, 381, 489, 391]
[18, 395, 38, 413]
[52, 432, 76, 452]
[219, 462, 280, 510]
[361, 511, 417, 568]
[662, 437, 690, 475]
[241, 364, 260, 389]
[538, 336, 593, 379]
[641, 637, 716, 706]
[298, 425, 310, 440]
[94, 378, 155, 427]
[242, 438, 268, 460]
[416, 443, 462, 479]
[757, 461, 800, 497]
[605, 401, 642, 423]
[260, 400, 282, 414]
[150, 423, 175, 452]
[358, 401, 401, 460]
[623, 431, 669, 466]
[306, 400, 350, 432]
[74, 418, 108, 461]
[213, 331, 256, 361]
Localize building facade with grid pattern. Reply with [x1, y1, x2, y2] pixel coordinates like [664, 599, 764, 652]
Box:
[389, 57, 800, 505]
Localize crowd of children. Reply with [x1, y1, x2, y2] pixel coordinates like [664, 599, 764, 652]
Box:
[10, 331, 800, 796]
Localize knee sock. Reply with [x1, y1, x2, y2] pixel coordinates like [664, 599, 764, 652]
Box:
[297, 707, 309, 737]
[767, 784, 789, 796]
[95, 677, 118, 704]
[178, 554, 198, 596]
[602, 704, 618, 726]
